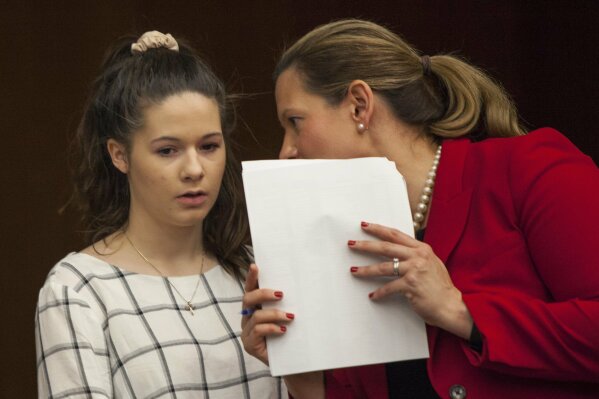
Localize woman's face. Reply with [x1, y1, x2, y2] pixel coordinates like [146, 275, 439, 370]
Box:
[110, 91, 226, 229]
[275, 68, 372, 159]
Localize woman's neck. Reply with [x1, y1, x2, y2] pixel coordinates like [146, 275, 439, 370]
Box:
[120, 211, 208, 276]
[369, 114, 438, 219]
[129, 222, 203, 257]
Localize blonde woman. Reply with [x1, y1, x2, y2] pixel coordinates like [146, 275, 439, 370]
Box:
[241, 19, 599, 399]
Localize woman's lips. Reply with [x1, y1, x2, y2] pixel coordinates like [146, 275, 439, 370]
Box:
[176, 192, 208, 206]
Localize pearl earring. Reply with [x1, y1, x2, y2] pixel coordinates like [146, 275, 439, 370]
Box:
[357, 122, 366, 133]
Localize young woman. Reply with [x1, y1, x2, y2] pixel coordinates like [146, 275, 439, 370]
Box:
[35, 31, 285, 398]
[241, 19, 599, 398]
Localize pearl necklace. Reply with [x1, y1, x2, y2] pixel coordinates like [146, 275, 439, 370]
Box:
[125, 233, 205, 315]
[413, 144, 442, 230]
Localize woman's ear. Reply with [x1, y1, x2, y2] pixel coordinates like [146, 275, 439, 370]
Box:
[106, 138, 129, 174]
[347, 80, 374, 130]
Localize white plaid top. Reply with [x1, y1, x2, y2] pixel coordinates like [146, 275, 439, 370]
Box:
[35, 252, 286, 398]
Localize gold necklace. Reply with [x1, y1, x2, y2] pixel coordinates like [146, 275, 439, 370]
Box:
[125, 233, 205, 315]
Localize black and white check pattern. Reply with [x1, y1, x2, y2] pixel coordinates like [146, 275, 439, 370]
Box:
[36, 252, 286, 398]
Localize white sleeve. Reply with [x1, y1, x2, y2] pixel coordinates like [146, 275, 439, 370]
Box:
[36, 281, 112, 398]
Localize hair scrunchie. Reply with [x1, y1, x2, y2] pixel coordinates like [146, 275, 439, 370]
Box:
[421, 55, 431, 76]
[131, 31, 179, 54]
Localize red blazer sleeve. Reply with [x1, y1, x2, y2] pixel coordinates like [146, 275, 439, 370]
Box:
[462, 128, 599, 382]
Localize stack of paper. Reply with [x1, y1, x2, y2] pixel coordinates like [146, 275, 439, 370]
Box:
[242, 158, 429, 376]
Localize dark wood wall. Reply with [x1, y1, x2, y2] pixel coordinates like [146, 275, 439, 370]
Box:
[1, 1, 597, 396]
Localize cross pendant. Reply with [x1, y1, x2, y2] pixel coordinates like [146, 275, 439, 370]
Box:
[187, 302, 195, 316]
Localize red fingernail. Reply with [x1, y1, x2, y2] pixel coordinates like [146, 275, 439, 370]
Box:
[348, 240, 356, 246]
[286, 313, 295, 320]
[350, 266, 358, 273]
[280, 326, 287, 332]
[361, 221, 369, 227]
[368, 292, 374, 298]
[274, 291, 283, 298]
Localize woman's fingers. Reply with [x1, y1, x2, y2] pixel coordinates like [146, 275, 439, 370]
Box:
[250, 309, 295, 325]
[241, 306, 294, 365]
[348, 238, 414, 259]
[367, 278, 410, 301]
[347, 221, 471, 339]
[350, 259, 408, 277]
[349, 222, 434, 263]
[242, 288, 284, 309]
[250, 323, 289, 336]
[241, 301, 292, 364]
[245, 309, 295, 333]
[242, 263, 283, 309]
[241, 288, 284, 330]
[360, 221, 419, 247]
[244, 263, 260, 293]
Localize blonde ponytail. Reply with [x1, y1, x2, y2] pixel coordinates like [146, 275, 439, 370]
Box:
[430, 54, 525, 138]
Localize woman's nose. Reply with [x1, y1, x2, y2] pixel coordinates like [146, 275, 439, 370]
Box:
[181, 151, 204, 180]
[278, 132, 298, 159]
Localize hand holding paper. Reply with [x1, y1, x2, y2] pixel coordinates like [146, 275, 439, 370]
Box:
[242, 158, 429, 376]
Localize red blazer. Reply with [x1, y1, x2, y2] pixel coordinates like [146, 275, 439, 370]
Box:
[325, 128, 599, 398]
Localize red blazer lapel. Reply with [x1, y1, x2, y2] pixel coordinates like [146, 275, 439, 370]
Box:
[425, 138, 473, 265]
[424, 138, 473, 356]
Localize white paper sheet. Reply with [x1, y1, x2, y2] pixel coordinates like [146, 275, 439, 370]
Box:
[242, 157, 429, 376]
